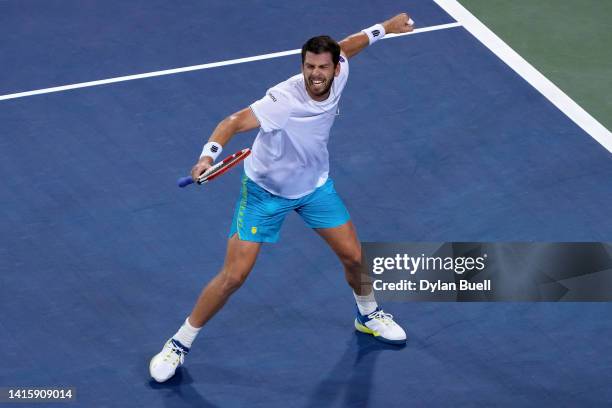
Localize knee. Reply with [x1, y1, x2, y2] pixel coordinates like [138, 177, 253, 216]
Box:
[219, 269, 249, 293]
[341, 250, 362, 271]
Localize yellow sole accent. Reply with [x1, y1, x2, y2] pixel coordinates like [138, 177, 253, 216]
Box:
[355, 320, 380, 337]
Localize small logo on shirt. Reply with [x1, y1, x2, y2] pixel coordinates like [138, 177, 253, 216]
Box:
[251, 226, 258, 234]
[372, 29, 380, 37]
[268, 92, 277, 102]
[339, 55, 345, 63]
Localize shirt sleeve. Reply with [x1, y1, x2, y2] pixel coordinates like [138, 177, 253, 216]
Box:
[332, 52, 350, 95]
[250, 88, 293, 132]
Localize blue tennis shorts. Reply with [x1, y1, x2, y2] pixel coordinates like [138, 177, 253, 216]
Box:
[229, 173, 350, 243]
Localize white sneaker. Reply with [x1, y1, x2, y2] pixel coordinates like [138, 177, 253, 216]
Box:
[149, 338, 189, 383]
[354, 308, 407, 344]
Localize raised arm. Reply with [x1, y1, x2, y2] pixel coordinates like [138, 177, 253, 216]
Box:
[190, 108, 259, 180]
[339, 13, 414, 59]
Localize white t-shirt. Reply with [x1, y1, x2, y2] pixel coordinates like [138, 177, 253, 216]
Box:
[245, 54, 349, 199]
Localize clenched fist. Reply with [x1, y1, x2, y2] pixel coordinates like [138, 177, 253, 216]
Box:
[383, 13, 414, 34]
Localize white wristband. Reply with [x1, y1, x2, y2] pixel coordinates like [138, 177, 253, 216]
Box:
[200, 141, 222, 161]
[362, 24, 386, 45]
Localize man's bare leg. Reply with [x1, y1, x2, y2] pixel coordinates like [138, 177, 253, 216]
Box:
[315, 221, 407, 344]
[315, 220, 370, 296]
[188, 234, 261, 327]
[150, 234, 261, 382]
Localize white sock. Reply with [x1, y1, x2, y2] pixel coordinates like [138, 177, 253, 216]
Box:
[354, 290, 378, 316]
[172, 317, 201, 349]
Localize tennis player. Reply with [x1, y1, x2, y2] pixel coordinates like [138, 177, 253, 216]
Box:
[150, 13, 414, 382]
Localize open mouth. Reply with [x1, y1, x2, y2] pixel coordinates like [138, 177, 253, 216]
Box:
[309, 78, 328, 95]
[310, 78, 325, 87]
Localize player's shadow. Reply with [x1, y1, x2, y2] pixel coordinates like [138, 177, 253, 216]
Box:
[147, 367, 220, 408]
[304, 333, 406, 407]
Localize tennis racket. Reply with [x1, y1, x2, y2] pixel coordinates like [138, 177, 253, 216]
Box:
[177, 148, 251, 188]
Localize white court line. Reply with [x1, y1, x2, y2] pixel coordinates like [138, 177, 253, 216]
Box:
[435, 0, 612, 154]
[0, 22, 461, 102]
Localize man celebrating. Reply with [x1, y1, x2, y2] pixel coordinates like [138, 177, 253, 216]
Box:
[150, 13, 414, 383]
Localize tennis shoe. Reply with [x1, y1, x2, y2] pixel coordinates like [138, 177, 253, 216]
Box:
[355, 307, 407, 344]
[149, 338, 189, 383]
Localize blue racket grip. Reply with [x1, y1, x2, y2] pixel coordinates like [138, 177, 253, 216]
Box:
[177, 176, 195, 188]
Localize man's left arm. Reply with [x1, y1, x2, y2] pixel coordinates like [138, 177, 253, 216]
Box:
[339, 13, 414, 59]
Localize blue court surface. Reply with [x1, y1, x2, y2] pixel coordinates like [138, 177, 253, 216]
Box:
[1, 1, 611, 407]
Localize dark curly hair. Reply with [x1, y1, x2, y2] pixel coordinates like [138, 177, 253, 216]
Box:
[301, 35, 341, 66]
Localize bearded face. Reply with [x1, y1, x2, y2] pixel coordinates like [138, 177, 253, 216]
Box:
[302, 51, 340, 101]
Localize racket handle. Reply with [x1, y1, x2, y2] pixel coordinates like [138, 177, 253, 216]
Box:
[177, 176, 195, 188]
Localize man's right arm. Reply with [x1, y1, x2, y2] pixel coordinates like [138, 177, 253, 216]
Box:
[191, 108, 259, 180]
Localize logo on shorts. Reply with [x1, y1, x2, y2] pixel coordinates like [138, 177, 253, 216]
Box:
[268, 92, 277, 102]
[251, 226, 258, 234]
